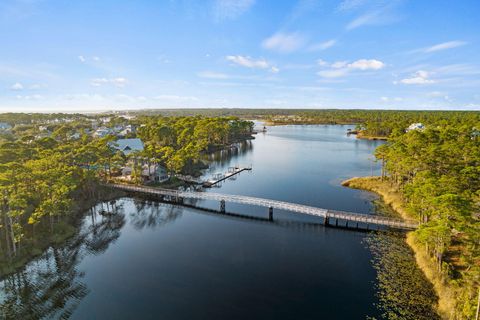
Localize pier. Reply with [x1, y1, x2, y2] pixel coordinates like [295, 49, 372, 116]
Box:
[106, 183, 418, 231]
[203, 166, 252, 188]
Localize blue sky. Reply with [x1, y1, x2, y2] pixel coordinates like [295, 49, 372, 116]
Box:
[1, 0, 479, 112]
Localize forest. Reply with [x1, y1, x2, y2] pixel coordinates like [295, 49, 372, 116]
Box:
[0, 114, 253, 274]
[367, 116, 480, 319]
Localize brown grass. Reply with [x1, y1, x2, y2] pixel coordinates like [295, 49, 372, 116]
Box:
[342, 176, 459, 319]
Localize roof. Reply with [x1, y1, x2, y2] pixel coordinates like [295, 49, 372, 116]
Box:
[0, 122, 12, 130]
[110, 138, 144, 155]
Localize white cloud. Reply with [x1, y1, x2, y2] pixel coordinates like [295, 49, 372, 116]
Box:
[90, 77, 128, 87]
[424, 41, 467, 53]
[381, 96, 403, 102]
[78, 55, 86, 63]
[317, 59, 385, 78]
[348, 59, 385, 70]
[399, 70, 435, 85]
[345, 2, 402, 30]
[262, 32, 306, 53]
[197, 71, 229, 79]
[308, 39, 337, 51]
[317, 69, 350, 78]
[346, 11, 380, 30]
[92, 56, 101, 62]
[226, 55, 278, 72]
[213, 0, 255, 20]
[10, 82, 24, 91]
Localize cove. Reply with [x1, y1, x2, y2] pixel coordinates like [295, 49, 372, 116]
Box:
[0, 125, 437, 319]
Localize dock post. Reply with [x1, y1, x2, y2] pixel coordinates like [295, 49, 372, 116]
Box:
[323, 215, 329, 226]
[346, 221, 348, 228]
[220, 200, 226, 213]
[335, 219, 338, 227]
[268, 206, 273, 221]
[356, 222, 359, 230]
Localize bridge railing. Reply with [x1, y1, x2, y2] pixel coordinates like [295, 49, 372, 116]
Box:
[106, 183, 418, 230]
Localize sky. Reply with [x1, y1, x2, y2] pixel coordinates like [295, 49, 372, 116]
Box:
[0, 0, 480, 112]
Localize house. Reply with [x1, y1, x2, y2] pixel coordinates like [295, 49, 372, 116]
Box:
[112, 125, 125, 133]
[118, 125, 135, 137]
[110, 138, 144, 155]
[121, 163, 169, 183]
[142, 164, 169, 182]
[0, 122, 12, 131]
[472, 127, 480, 140]
[406, 123, 425, 132]
[93, 127, 113, 138]
[69, 132, 81, 140]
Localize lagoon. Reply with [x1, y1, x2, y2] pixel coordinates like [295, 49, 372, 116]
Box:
[0, 125, 436, 319]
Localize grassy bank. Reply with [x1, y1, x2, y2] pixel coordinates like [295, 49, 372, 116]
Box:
[342, 176, 458, 319]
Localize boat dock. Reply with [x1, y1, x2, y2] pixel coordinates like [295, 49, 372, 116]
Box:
[203, 166, 252, 188]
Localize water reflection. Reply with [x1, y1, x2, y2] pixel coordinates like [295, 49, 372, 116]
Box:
[0, 199, 185, 319]
[129, 200, 182, 230]
[205, 140, 253, 166]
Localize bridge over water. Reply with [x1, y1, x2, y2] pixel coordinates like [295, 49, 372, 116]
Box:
[106, 183, 418, 231]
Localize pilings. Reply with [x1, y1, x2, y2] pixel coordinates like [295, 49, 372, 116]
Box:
[269, 206, 273, 221]
[105, 183, 418, 231]
[220, 199, 226, 213]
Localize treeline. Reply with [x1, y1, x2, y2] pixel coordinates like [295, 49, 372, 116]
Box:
[264, 110, 480, 136]
[374, 120, 480, 318]
[137, 116, 253, 174]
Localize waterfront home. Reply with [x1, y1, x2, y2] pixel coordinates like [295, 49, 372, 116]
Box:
[121, 163, 169, 183]
[110, 138, 144, 155]
[406, 123, 425, 132]
[142, 164, 169, 182]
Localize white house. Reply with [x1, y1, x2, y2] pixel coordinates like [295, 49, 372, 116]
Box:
[406, 123, 425, 132]
[109, 138, 144, 155]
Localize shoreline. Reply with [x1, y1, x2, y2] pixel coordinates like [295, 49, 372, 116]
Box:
[341, 176, 456, 319]
[264, 122, 388, 141]
[0, 185, 126, 279]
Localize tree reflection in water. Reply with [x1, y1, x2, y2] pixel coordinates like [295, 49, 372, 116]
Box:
[130, 200, 182, 231]
[206, 140, 253, 166]
[0, 198, 182, 319]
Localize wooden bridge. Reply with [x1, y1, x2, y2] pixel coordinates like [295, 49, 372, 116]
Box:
[106, 183, 418, 231]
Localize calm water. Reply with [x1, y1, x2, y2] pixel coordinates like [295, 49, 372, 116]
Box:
[2, 125, 420, 319]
